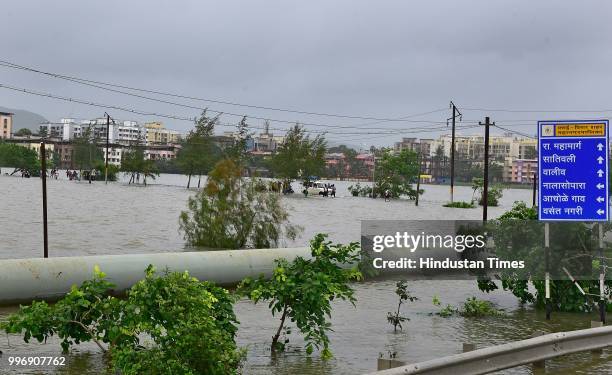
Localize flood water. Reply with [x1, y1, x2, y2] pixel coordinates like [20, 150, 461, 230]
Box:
[0, 171, 609, 374]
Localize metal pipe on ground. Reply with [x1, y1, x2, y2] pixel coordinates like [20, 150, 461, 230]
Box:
[0, 247, 310, 306]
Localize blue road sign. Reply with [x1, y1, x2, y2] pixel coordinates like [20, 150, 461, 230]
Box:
[538, 120, 609, 221]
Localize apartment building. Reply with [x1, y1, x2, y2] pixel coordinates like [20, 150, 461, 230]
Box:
[503, 157, 537, 183]
[1, 112, 13, 139]
[144, 122, 180, 145]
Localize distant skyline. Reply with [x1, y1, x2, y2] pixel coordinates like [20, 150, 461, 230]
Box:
[2, 0, 612, 146]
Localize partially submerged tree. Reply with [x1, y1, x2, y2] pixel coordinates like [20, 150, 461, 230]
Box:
[176, 110, 221, 188]
[179, 158, 300, 249]
[374, 149, 422, 199]
[270, 124, 326, 190]
[0, 142, 39, 175]
[238, 234, 361, 358]
[73, 127, 103, 179]
[121, 148, 159, 185]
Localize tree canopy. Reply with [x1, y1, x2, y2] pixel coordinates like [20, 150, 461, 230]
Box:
[270, 124, 326, 184]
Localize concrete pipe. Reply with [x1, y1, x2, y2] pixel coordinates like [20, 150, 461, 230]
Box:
[0, 247, 310, 306]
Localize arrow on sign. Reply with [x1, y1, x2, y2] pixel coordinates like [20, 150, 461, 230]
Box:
[598, 156, 604, 164]
[597, 196, 605, 203]
[598, 169, 605, 177]
[597, 183, 605, 189]
[598, 143, 605, 151]
[598, 209, 605, 215]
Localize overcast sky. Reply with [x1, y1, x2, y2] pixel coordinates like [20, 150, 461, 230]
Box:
[2, 0, 612, 147]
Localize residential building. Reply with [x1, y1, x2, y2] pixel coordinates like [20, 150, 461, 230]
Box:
[254, 123, 277, 152]
[1, 112, 13, 139]
[503, 157, 537, 183]
[144, 122, 180, 145]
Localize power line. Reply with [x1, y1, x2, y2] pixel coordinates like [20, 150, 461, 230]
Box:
[492, 124, 536, 139]
[0, 83, 456, 136]
[0, 59, 448, 125]
[463, 107, 612, 114]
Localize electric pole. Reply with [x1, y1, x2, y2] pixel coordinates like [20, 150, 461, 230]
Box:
[480, 116, 493, 222]
[415, 152, 422, 206]
[105, 113, 110, 184]
[448, 101, 462, 203]
[40, 141, 49, 258]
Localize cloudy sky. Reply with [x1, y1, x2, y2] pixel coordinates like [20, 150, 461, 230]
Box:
[2, 0, 612, 146]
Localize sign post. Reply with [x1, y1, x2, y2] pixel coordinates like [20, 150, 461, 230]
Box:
[538, 120, 609, 222]
[538, 119, 609, 321]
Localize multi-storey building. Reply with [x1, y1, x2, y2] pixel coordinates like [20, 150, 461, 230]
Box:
[503, 157, 537, 183]
[144, 122, 180, 145]
[1, 112, 13, 139]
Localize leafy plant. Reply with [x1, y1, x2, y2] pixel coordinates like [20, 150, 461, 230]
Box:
[471, 178, 503, 206]
[238, 234, 362, 358]
[386, 280, 418, 332]
[1, 266, 243, 375]
[460, 297, 503, 317]
[180, 158, 301, 249]
[432, 295, 456, 317]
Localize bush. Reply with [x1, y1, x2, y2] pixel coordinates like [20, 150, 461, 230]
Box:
[471, 178, 504, 206]
[431, 296, 502, 317]
[443, 201, 475, 208]
[1, 266, 244, 375]
[238, 234, 362, 358]
[180, 158, 300, 249]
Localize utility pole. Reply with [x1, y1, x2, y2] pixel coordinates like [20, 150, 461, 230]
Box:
[480, 116, 492, 222]
[105, 113, 110, 184]
[448, 101, 462, 203]
[372, 151, 376, 197]
[598, 223, 606, 324]
[415, 152, 422, 206]
[532, 172, 537, 207]
[40, 141, 49, 258]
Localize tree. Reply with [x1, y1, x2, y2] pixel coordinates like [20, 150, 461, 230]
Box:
[374, 149, 422, 199]
[270, 124, 326, 189]
[14, 128, 32, 137]
[224, 116, 252, 169]
[1, 266, 244, 374]
[176, 110, 221, 188]
[121, 148, 159, 185]
[238, 234, 362, 358]
[0, 143, 39, 175]
[179, 158, 300, 249]
[73, 127, 103, 178]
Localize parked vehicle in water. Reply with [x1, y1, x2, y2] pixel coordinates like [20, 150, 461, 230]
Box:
[305, 180, 328, 196]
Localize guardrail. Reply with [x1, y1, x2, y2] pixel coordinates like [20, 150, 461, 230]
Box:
[367, 325, 612, 375]
[0, 248, 310, 306]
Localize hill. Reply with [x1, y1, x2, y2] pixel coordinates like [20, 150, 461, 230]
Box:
[0, 106, 48, 133]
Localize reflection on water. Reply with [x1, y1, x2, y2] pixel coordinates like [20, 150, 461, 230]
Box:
[0, 173, 608, 374]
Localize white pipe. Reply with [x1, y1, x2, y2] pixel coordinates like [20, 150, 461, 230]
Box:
[0, 248, 310, 306]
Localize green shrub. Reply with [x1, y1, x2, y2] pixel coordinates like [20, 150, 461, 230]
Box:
[443, 201, 475, 208]
[238, 234, 361, 359]
[1, 266, 244, 375]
